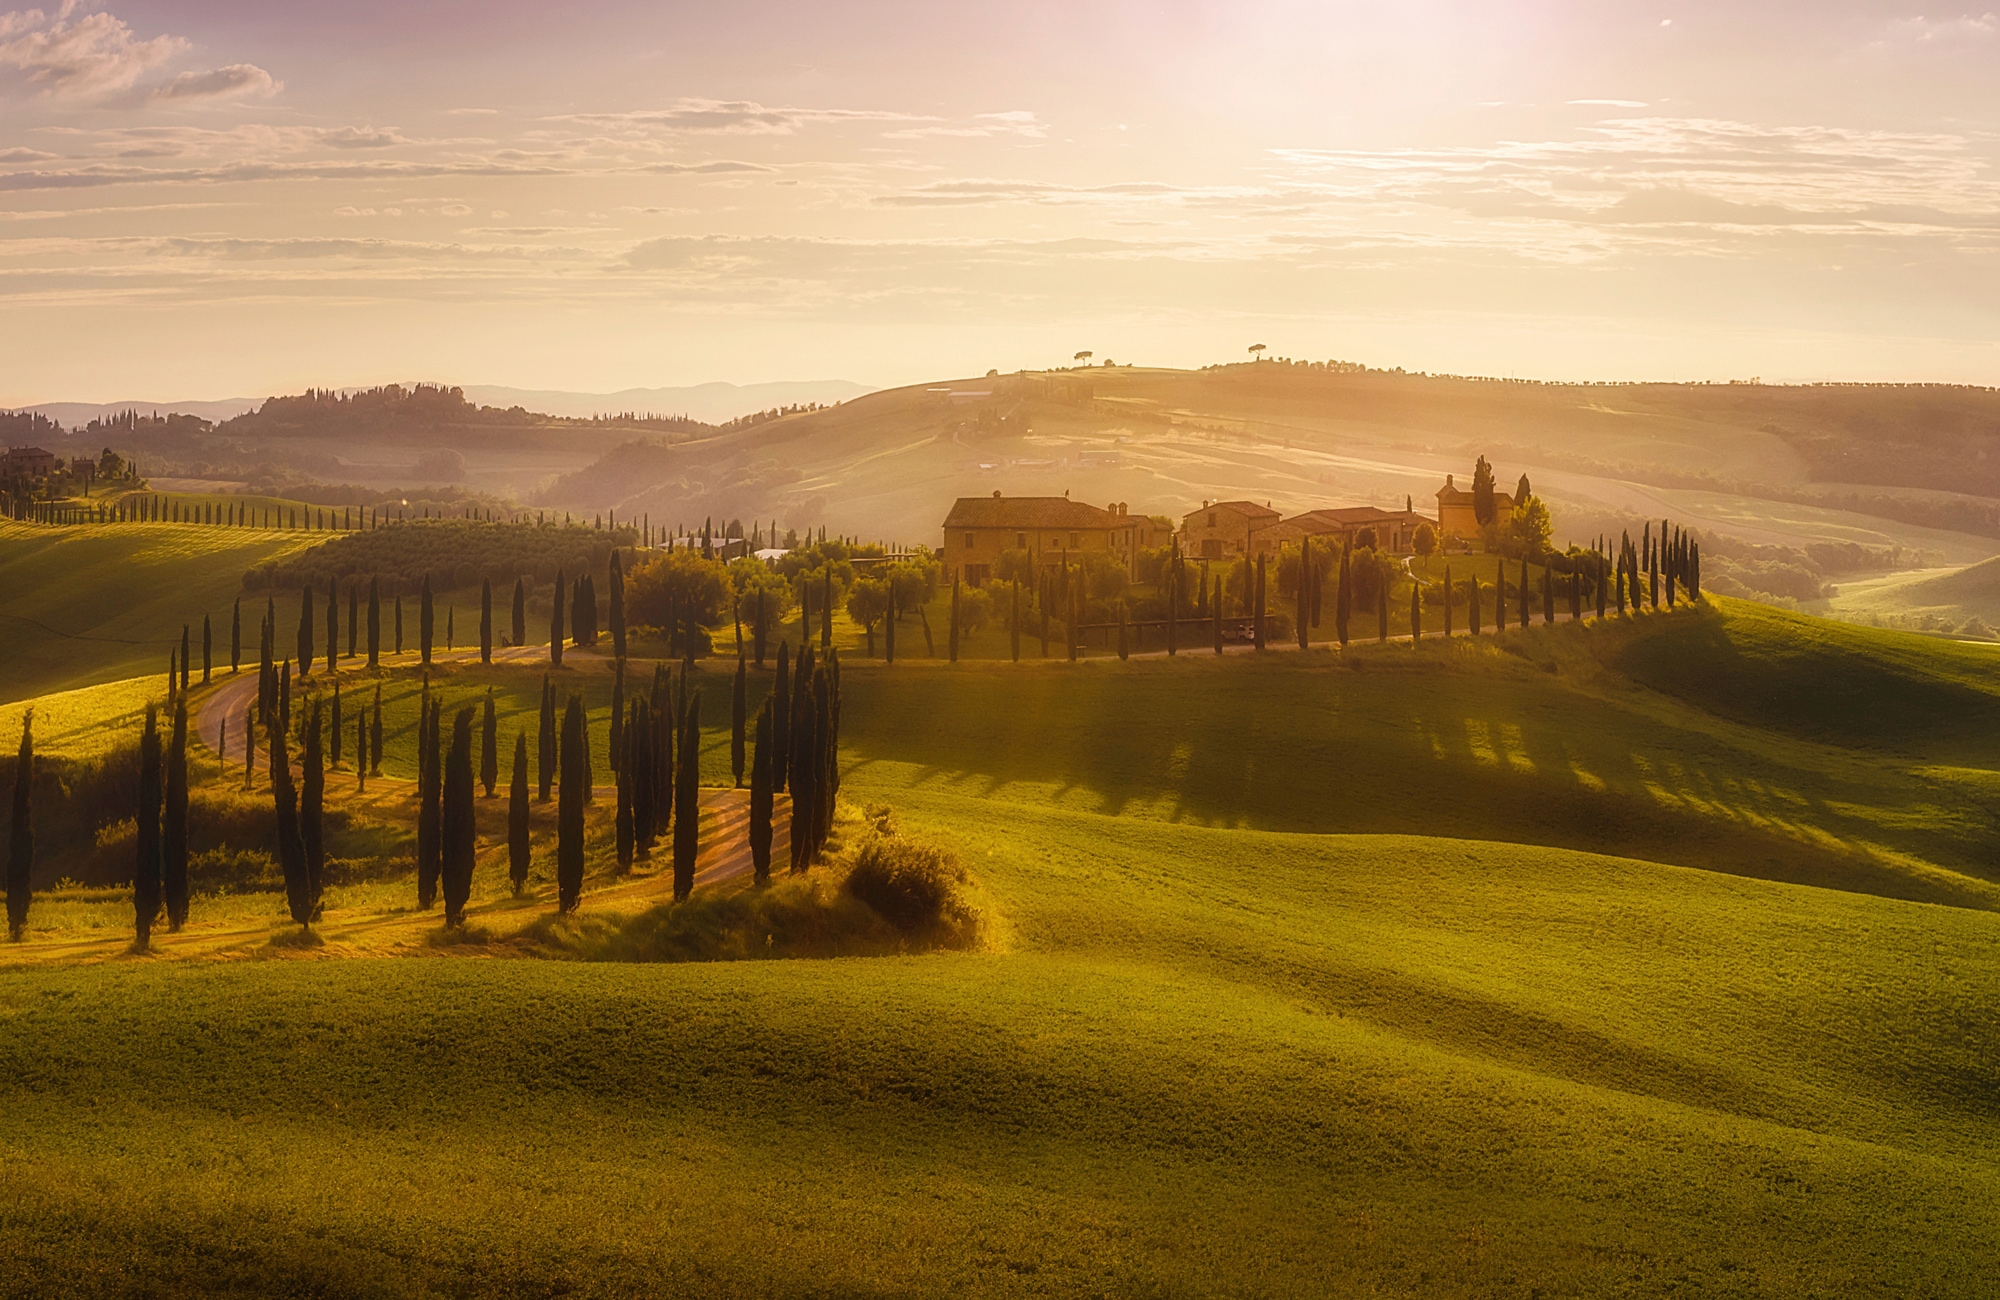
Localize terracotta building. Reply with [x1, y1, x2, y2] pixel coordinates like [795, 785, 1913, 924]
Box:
[1180, 500, 1281, 560]
[940, 492, 1157, 586]
[1435, 474, 1513, 544]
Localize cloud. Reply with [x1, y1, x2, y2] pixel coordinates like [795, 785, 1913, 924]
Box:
[151, 62, 278, 103]
[640, 160, 775, 175]
[560, 98, 926, 135]
[884, 110, 1048, 141]
[314, 126, 403, 149]
[0, 158, 571, 192]
[0, 4, 184, 99]
[874, 178, 1244, 207]
[0, 145, 55, 161]
[1568, 99, 1648, 107]
[1885, 12, 1998, 43]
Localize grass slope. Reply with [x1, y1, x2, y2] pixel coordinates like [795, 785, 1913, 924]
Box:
[0, 520, 313, 703]
[0, 798, 1992, 1296]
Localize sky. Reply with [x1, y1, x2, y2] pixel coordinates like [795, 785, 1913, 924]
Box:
[2, 0, 1998, 401]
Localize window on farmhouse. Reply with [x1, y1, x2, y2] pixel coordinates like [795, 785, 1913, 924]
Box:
[1016, 532, 1027, 548]
[1208, 512, 1216, 527]
[965, 532, 975, 548]
[1069, 532, 1079, 547]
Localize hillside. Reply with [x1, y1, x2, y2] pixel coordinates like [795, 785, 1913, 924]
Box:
[540, 365, 2000, 575]
[0, 565, 1997, 1292]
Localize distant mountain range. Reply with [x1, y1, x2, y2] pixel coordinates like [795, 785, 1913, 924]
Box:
[12, 380, 875, 432]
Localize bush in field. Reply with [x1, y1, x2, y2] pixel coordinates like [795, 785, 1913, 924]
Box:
[627, 549, 731, 631]
[842, 833, 979, 945]
[243, 519, 637, 596]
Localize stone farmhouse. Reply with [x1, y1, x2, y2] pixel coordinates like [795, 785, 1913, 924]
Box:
[940, 492, 1160, 587]
[1435, 473, 1513, 543]
[0, 446, 57, 479]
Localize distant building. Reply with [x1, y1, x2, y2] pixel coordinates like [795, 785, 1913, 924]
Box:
[941, 492, 1158, 586]
[1435, 474, 1513, 543]
[1255, 505, 1431, 556]
[1180, 500, 1281, 560]
[1, 446, 56, 480]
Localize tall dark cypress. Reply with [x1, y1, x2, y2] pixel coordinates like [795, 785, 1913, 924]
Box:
[610, 660, 625, 776]
[1253, 554, 1267, 650]
[615, 708, 634, 873]
[1376, 571, 1388, 643]
[609, 552, 627, 659]
[367, 577, 381, 666]
[419, 574, 435, 665]
[550, 568, 565, 666]
[1336, 544, 1352, 647]
[512, 577, 527, 648]
[1543, 562, 1556, 624]
[1468, 575, 1482, 636]
[481, 688, 498, 796]
[508, 731, 530, 896]
[480, 578, 493, 665]
[179, 624, 190, 694]
[442, 707, 475, 926]
[370, 685, 384, 775]
[651, 663, 672, 835]
[6, 711, 30, 940]
[771, 641, 791, 792]
[325, 582, 339, 674]
[231, 597, 242, 673]
[557, 693, 586, 912]
[947, 575, 959, 662]
[164, 697, 189, 931]
[417, 691, 440, 909]
[1295, 540, 1309, 651]
[537, 674, 556, 800]
[748, 696, 772, 887]
[302, 703, 324, 916]
[731, 654, 747, 788]
[1410, 580, 1422, 644]
[788, 650, 817, 872]
[297, 585, 314, 676]
[202, 615, 212, 684]
[348, 583, 359, 657]
[269, 710, 310, 931]
[629, 696, 653, 857]
[674, 692, 701, 900]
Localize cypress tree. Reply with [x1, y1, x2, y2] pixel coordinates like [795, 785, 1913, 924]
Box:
[179, 624, 190, 694]
[348, 583, 359, 657]
[243, 703, 255, 790]
[1010, 580, 1022, 662]
[771, 642, 791, 792]
[537, 674, 556, 800]
[202, 615, 212, 684]
[1211, 569, 1223, 654]
[1468, 575, 1481, 636]
[231, 597, 241, 673]
[788, 650, 817, 872]
[948, 575, 960, 662]
[609, 552, 627, 659]
[1494, 567, 1507, 633]
[557, 693, 586, 912]
[1571, 568, 1583, 621]
[447, 605, 455, 653]
[822, 570, 833, 650]
[731, 654, 747, 787]
[1596, 551, 1608, 619]
[302, 702, 324, 917]
[1410, 580, 1422, 644]
[370, 685, 383, 775]
[326, 583, 339, 674]
[1543, 562, 1556, 623]
[1253, 554, 1267, 650]
[615, 708, 634, 873]
[395, 593, 404, 654]
[651, 664, 672, 836]
[550, 568, 565, 666]
[675, 692, 701, 900]
[269, 710, 310, 931]
[1519, 555, 1530, 628]
[508, 731, 530, 896]
[6, 711, 29, 940]
[609, 661, 625, 778]
[442, 707, 475, 926]
[160, 696, 189, 932]
[480, 578, 493, 664]
[419, 574, 434, 665]
[1296, 541, 1310, 651]
[749, 696, 772, 887]
[417, 691, 440, 909]
[632, 688, 656, 852]
[356, 706, 367, 793]
[512, 577, 527, 648]
[279, 659, 291, 738]
[474, 687, 496, 797]
[1336, 543, 1352, 647]
[297, 585, 313, 676]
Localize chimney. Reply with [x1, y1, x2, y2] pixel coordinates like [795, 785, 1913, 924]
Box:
[1446, 474, 1455, 489]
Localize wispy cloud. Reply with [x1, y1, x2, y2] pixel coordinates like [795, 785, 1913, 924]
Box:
[151, 63, 278, 103]
[559, 98, 926, 136]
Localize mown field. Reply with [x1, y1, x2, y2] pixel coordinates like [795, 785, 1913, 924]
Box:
[2, 514, 1998, 1295]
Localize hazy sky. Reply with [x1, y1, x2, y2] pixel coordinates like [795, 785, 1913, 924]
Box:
[2, 0, 1998, 400]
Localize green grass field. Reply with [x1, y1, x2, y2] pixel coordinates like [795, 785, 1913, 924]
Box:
[2, 515, 1998, 1295]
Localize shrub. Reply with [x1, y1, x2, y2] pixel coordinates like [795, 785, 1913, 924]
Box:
[843, 834, 978, 944]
